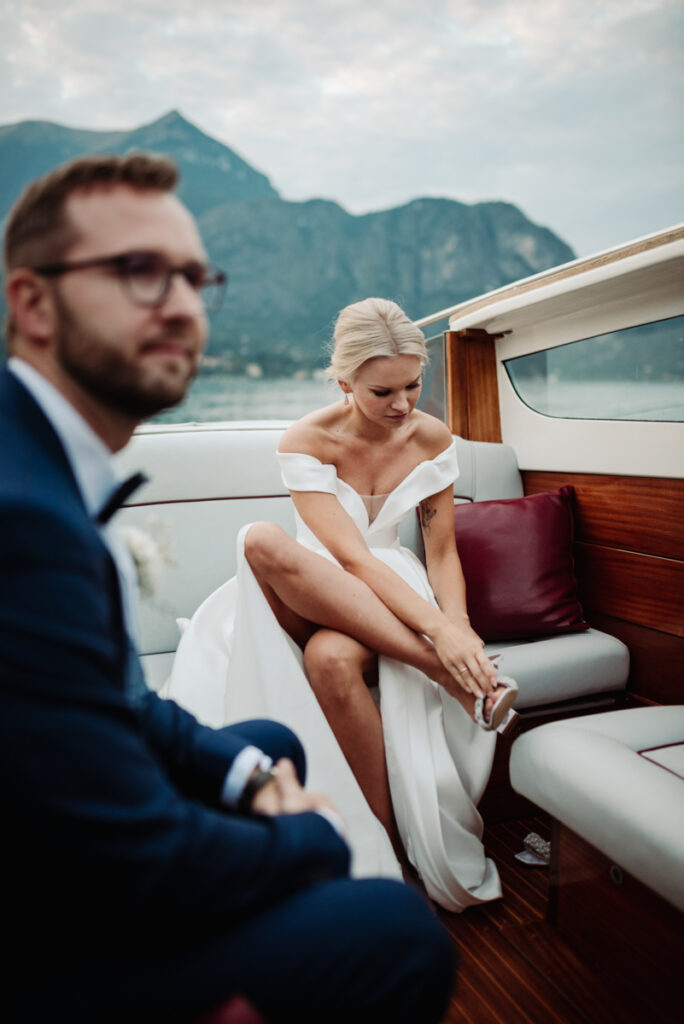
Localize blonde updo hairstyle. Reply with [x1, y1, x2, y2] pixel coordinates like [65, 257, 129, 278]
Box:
[326, 297, 428, 385]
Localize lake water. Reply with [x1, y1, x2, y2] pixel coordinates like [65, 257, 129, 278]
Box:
[512, 379, 684, 421]
[152, 372, 684, 426]
[152, 374, 337, 424]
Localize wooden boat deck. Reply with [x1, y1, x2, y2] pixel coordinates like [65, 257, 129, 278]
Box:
[438, 815, 681, 1024]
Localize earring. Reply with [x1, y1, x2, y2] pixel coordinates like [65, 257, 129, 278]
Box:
[344, 392, 350, 406]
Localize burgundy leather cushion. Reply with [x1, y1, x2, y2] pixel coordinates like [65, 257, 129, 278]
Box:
[194, 995, 266, 1024]
[453, 485, 588, 642]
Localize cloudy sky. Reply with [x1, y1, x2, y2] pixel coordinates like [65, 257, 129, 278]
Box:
[2, 0, 682, 256]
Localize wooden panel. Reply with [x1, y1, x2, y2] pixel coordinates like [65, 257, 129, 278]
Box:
[522, 470, 683, 699]
[438, 816, 673, 1024]
[550, 822, 684, 1024]
[574, 542, 684, 637]
[522, 471, 684, 561]
[588, 611, 684, 705]
[445, 332, 467, 438]
[445, 330, 502, 443]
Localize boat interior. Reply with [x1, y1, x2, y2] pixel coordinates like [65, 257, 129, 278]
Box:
[117, 225, 684, 1023]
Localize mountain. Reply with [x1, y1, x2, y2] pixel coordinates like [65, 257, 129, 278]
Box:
[0, 111, 575, 372]
[200, 194, 573, 371]
[0, 110, 278, 219]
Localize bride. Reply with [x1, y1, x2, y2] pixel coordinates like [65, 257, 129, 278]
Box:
[165, 297, 517, 911]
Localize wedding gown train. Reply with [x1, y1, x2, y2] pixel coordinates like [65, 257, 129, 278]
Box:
[164, 440, 502, 911]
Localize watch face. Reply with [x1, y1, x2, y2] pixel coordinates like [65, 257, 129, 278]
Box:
[240, 767, 277, 813]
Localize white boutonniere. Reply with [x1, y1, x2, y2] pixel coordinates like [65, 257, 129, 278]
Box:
[119, 517, 175, 601]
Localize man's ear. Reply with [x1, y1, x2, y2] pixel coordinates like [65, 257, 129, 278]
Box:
[6, 269, 57, 347]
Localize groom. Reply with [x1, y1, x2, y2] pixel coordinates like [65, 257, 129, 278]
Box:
[0, 154, 453, 1023]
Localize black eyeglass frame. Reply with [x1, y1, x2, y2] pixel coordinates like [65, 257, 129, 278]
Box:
[32, 250, 228, 314]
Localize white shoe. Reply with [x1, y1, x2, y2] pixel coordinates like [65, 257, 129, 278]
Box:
[474, 675, 519, 733]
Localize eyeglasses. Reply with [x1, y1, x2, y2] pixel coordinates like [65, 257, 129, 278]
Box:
[33, 251, 228, 314]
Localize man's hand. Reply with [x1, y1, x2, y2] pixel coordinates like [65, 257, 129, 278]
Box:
[249, 759, 343, 821]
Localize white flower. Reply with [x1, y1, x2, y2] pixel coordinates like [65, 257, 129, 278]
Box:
[119, 518, 175, 600]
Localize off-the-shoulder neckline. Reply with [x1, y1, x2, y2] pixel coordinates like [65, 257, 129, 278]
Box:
[278, 438, 456, 498]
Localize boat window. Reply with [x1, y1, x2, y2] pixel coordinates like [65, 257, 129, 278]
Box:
[504, 314, 684, 422]
[417, 333, 447, 422]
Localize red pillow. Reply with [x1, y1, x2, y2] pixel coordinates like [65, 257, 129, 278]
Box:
[453, 485, 588, 642]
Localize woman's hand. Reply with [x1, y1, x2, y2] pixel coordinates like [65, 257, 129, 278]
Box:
[430, 618, 498, 699]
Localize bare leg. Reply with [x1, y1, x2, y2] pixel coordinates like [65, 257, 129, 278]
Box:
[303, 629, 404, 853]
[245, 523, 444, 673]
[244, 522, 506, 723]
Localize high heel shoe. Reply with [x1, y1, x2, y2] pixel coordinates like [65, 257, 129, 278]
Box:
[474, 675, 519, 734]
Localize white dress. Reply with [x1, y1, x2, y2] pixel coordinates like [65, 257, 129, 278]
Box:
[164, 440, 502, 911]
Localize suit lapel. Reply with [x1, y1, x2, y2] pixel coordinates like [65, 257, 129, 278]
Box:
[1, 365, 134, 699]
[0, 365, 83, 505]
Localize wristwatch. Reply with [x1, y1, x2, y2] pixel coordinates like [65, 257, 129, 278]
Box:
[238, 766, 278, 814]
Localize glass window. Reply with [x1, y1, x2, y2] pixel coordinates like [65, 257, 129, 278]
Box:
[504, 315, 684, 421]
[417, 332, 447, 422]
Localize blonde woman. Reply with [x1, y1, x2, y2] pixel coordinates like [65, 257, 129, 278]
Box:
[167, 298, 517, 910]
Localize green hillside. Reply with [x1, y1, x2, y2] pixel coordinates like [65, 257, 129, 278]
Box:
[0, 110, 575, 372]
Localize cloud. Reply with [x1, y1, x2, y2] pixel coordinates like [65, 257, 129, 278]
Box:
[0, 0, 682, 254]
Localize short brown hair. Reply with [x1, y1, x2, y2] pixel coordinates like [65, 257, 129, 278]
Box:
[3, 151, 178, 277]
[2, 152, 178, 350]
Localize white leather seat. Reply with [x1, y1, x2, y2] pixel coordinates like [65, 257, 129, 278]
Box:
[486, 631, 629, 709]
[115, 424, 629, 705]
[510, 706, 684, 911]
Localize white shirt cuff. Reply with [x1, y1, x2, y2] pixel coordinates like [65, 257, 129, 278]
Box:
[220, 746, 272, 808]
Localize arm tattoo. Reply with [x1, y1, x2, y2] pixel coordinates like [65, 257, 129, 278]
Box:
[419, 498, 437, 536]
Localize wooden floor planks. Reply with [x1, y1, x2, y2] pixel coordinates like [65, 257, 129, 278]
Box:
[437, 816, 678, 1024]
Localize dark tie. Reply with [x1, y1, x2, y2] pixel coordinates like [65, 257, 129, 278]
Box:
[97, 472, 149, 525]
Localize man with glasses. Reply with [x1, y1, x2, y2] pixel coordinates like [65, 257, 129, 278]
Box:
[0, 154, 452, 1024]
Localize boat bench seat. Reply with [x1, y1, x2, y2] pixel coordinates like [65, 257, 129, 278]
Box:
[116, 423, 629, 707]
[510, 706, 684, 911]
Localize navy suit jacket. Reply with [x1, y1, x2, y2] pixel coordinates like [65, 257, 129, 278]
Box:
[0, 366, 349, 1011]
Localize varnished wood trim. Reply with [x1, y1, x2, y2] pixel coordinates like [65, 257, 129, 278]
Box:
[575, 542, 684, 637]
[585, 611, 684, 704]
[438, 816, 674, 1024]
[444, 330, 502, 442]
[521, 470, 684, 695]
[444, 332, 465, 438]
[550, 822, 684, 1023]
[522, 471, 684, 561]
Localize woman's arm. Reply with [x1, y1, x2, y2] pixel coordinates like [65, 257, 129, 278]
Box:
[290, 488, 495, 695]
[419, 486, 498, 691]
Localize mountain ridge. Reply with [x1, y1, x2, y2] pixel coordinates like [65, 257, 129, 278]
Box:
[0, 111, 575, 372]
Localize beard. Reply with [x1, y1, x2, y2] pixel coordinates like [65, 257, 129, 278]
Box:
[53, 293, 201, 419]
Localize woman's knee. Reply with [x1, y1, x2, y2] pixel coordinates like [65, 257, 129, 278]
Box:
[243, 522, 288, 575]
[243, 521, 307, 581]
[304, 631, 371, 703]
[305, 631, 353, 678]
